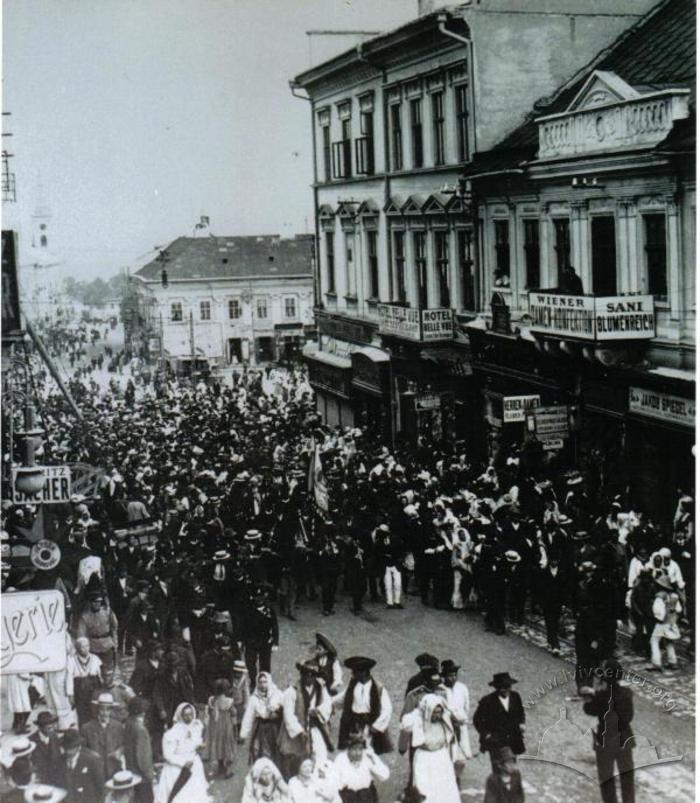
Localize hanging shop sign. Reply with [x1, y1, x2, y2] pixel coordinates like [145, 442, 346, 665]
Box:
[629, 387, 695, 428]
[1, 590, 67, 673]
[534, 405, 570, 437]
[541, 438, 565, 450]
[527, 293, 655, 341]
[503, 394, 541, 423]
[12, 465, 71, 505]
[421, 309, 454, 341]
[416, 393, 442, 411]
[30, 540, 61, 571]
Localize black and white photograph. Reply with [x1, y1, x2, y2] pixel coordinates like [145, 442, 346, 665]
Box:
[0, 1, 696, 801]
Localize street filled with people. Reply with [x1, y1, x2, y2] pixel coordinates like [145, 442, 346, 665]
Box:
[0, 320, 694, 803]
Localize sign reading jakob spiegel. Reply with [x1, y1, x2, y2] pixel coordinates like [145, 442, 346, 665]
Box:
[629, 387, 695, 428]
[2, 590, 67, 673]
[528, 293, 655, 341]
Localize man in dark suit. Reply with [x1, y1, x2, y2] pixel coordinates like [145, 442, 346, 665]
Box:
[79, 694, 124, 779]
[540, 554, 568, 655]
[473, 672, 526, 769]
[29, 711, 63, 785]
[123, 697, 155, 803]
[582, 660, 635, 803]
[106, 564, 134, 655]
[60, 728, 105, 803]
[405, 652, 440, 697]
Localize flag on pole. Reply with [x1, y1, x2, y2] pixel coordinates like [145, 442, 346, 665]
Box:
[308, 438, 329, 513]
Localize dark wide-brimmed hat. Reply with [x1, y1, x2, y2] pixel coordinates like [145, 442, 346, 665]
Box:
[315, 632, 337, 657]
[489, 672, 518, 688]
[441, 660, 460, 674]
[61, 730, 81, 751]
[344, 656, 376, 673]
[35, 711, 58, 728]
[415, 652, 439, 670]
[296, 659, 321, 675]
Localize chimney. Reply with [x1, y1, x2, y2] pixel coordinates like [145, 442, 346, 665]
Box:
[417, 0, 439, 16]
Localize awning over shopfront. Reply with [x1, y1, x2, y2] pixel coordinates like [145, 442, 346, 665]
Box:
[304, 349, 352, 399]
[354, 345, 390, 363]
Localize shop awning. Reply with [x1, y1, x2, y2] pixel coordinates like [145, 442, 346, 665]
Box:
[354, 345, 390, 363]
[304, 350, 352, 370]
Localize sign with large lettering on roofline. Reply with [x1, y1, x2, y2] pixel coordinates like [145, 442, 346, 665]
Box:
[629, 387, 695, 429]
[12, 465, 72, 504]
[1, 590, 67, 674]
[527, 292, 655, 342]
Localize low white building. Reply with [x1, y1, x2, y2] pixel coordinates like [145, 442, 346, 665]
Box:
[131, 234, 315, 365]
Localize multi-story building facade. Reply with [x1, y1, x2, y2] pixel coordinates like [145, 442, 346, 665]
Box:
[291, 0, 659, 444]
[462, 0, 695, 517]
[129, 234, 315, 366]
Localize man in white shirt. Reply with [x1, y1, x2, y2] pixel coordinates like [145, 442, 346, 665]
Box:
[335, 656, 393, 755]
[442, 659, 472, 784]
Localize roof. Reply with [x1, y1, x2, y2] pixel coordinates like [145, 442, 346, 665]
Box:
[466, 0, 695, 175]
[135, 235, 314, 282]
[292, 8, 462, 89]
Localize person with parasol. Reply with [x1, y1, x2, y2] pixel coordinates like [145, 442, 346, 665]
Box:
[154, 703, 210, 803]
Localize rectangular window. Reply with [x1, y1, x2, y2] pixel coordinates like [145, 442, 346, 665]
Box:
[367, 230, 379, 299]
[414, 231, 427, 309]
[432, 92, 445, 166]
[494, 220, 510, 280]
[332, 120, 352, 179]
[325, 232, 335, 293]
[410, 98, 423, 168]
[458, 229, 475, 310]
[345, 233, 356, 296]
[435, 230, 450, 308]
[322, 125, 331, 182]
[284, 297, 297, 319]
[523, 219, 540, 289]
[553, 218, 571, 287]
[390, 103, 403, 171]
[591, 216, 617, 295]
[455, 84, 469, 162]
[228, 299, 241, 319]
[170, 302, 183, 322]
[394, 231, 406, 303]
[355, 112, 374, 175]
[200, 300, 211, 321]
[644, 214, 668, 299]
[256, 298, 268, 319]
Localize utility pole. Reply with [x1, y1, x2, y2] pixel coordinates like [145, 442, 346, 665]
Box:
[188, 309, 195, 383]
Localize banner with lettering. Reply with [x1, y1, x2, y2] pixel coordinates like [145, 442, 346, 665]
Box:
[2, 590, 68, 673]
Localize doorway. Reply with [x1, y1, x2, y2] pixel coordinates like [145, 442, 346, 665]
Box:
[228, 338, 242, 363]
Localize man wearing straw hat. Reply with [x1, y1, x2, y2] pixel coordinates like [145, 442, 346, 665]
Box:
[104, 770, 142, 803]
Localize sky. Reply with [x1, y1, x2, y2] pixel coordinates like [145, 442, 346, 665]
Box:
[2, 0, 416, 282]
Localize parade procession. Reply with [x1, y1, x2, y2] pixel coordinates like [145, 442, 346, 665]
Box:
[0, 1, 696, 802]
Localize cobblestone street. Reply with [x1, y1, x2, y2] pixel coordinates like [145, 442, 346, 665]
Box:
[202, 596, 695, 802]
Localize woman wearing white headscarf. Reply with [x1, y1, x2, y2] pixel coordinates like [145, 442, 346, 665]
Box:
[240, 672, 284, 766]
[154, 702, 210, 803]
[242, 757, 288, 802]
[399, 693, 460, 803]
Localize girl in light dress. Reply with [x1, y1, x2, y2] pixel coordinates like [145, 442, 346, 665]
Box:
[288, 756, 339, 803]
[154, 702, 210, 803]
[205, 678, 236, 778]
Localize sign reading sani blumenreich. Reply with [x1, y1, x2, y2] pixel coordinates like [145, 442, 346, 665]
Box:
[528, 292, 655, 341]
[1, 590, 67, 673]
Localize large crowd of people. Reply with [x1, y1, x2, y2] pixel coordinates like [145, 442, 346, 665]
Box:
[0, 320, 693, 802]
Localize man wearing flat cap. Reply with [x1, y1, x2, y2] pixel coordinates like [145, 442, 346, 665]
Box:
[335, 657, 393, 755]
[473, 672, 525, 769]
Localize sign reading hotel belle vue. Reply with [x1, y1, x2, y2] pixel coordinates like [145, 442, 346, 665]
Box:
[528, 292, 655, 341]
[2, 590, 67, 673]
[378, 305, 454, 342]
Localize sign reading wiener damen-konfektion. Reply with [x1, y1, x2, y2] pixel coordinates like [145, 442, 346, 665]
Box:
[527, 292, 655, 341]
